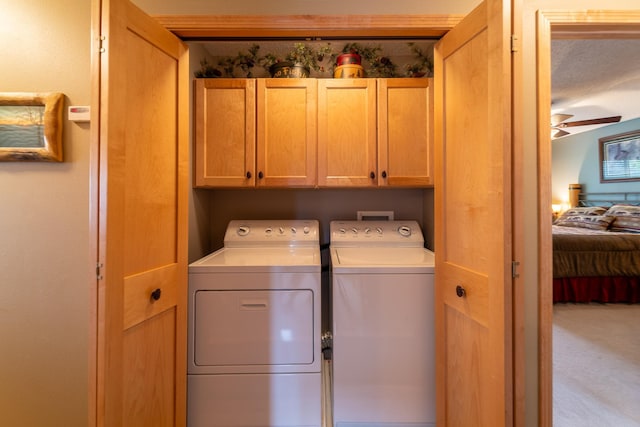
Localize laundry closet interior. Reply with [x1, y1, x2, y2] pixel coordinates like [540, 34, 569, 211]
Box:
[185, 35, 438, 427]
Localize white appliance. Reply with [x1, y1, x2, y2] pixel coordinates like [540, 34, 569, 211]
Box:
[330, 220, 436, 427]
[188, 220, 322, 427]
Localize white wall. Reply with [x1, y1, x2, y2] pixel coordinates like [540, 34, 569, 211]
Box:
[0, 1, 91, 426]
[552, 118, 640, 205]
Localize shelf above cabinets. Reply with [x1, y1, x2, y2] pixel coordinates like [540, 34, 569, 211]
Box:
[194, 77, 433, 189]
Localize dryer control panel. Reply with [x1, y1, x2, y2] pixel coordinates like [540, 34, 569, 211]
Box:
[330, 220, 425, 247]
[224, 220, 320, 247]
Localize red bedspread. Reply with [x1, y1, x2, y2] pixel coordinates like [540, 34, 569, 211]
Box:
[553, 276, 640, 303]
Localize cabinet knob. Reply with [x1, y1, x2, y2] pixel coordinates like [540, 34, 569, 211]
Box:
[456, 285, 466, 298]
[246, 171, 252, 179]
[150, 288, 162, 302]
[370, 171, 375, 179]
[382, 170, 387, 178]
[258, 171, 264, 179]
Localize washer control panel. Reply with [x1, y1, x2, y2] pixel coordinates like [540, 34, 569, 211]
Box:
[224, 219, 319, 247]
[330, 220, 425, 247]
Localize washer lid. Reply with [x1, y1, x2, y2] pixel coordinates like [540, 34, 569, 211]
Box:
[330, 247, 434, 273]
[189, 246, 321, 273]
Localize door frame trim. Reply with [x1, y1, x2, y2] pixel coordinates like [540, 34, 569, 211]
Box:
[536, 10, 640, 427]
[151, 14, 463, 38]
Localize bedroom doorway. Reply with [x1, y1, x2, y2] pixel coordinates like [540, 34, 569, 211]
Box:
[537, 11, 640, 427]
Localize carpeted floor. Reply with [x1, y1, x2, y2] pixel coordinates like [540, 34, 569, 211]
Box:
[553, 303, 640, 427]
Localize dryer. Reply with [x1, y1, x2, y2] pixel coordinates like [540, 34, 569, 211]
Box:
[330, 220, 436, 427]
[188, 220, 322, 427]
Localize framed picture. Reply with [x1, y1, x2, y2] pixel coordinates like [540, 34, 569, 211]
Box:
[599, 130, 640, 182]
[0, 92, 64, 161]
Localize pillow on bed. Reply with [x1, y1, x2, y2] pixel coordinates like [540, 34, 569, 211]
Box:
[560, 206, 609, 217]
[604, 204, 640, 233]
[554, 214, 615, 231]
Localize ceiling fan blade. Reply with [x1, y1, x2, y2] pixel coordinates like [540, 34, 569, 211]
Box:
[552, 129, 570, 138]
[550, 113, 573, 126]
[555, 115, 622, 128]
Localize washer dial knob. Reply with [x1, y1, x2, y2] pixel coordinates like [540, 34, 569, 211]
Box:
[398, 225, 412, 237]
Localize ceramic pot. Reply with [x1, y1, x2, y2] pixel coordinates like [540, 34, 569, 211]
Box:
[336, 53, 362, 66]
[269, 61, 310, 78]
[334, 64, 365, 78]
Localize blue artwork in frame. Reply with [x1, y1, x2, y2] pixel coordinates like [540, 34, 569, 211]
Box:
[0, 92, 64, 161]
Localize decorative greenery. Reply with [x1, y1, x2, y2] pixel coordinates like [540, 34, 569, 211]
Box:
[337, 42, 397, 78]
[194, 40, 433, 79]
[233, 43, 261, 77]
[260, 42, 333, 75]
[194, 44, 262, 78]
[287, 42, 333, 72]
[194, 58, 222, 78]
[404, 42, 433, 77]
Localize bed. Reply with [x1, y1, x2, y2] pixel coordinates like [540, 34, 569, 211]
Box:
[552, 192, 640, 303]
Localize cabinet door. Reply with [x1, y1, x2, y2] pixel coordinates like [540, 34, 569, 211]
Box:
[257, 79, 317, 187]
[317, 79, 377, 187]
[378, 78, 433, 187]
[194, 79, 256, 188]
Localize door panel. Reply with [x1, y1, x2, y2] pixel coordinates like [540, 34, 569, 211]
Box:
[123, 308, 177, 427]
[434, 0, 513, 426]
[95, 0, 188, 426]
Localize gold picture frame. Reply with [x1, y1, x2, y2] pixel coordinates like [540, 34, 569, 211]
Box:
[0, 92, 64, 161]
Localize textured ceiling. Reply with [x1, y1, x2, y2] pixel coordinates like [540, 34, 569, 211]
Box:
[551, 39, 640, 138]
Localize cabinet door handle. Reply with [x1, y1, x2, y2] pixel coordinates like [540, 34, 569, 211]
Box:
[456, 285, 466, 298]
[258, 171, 264, 179]
[370, 171, 375, 179]
[150, 288, 162, 302]
[382, 170, 387, 178]
[246, 171, 252, 179]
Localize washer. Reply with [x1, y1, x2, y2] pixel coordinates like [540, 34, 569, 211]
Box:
[188, 220, 322, 427]
[330, 220, 436, 427]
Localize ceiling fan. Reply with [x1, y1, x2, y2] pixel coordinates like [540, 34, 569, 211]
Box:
[551, 114, 622, 138]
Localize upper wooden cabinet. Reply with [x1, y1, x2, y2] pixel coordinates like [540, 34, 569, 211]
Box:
[194, 78, 317, 188]
[194, 78, 433, 189]
[194, 79, 256, 187]
[317, 79, 377, 187]
[257, 79, 317, 187]
[378, 78, 433, 187]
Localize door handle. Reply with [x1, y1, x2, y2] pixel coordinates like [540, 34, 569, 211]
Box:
[456, 285, 466, 298]
[150, 288, 162, 302]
